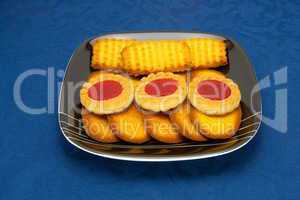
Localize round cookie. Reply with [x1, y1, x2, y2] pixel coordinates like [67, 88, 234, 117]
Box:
[81, 108, 119, 143]
[169, 101, 207, 142]
[188, 71, 241, 115]
[135, 72, 187, 112]
[145, 114, 184, 143]
[107, 104, 150, 144]
[80, 72, 135, 115]
[190, 69, 226, 79]
[190, 106, 242, 139]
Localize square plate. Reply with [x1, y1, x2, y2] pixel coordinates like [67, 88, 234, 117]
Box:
[58, 32, 262, 161]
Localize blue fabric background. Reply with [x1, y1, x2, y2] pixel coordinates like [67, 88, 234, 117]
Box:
[0, 0, 299, 199]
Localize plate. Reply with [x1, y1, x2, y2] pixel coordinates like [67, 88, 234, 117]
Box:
[58, 32, 262, 161]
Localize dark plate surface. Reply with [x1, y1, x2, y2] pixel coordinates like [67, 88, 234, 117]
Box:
[58, 32, 262, 161]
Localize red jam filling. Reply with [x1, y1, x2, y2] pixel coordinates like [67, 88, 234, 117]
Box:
[197, 80, 231, 100]
[145, 78, 178, 97]
[88, 80, 123, 101]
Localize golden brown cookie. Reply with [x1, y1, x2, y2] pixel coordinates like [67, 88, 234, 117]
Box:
[107, 104, 150, 144]
[190, 106, 242, 139]
[121, 40, 191, 75]
[169, 101, 207, 142]
[80, 72, 135, 115]
[135, 72, 187, 112]
[145, 114, 184, 143]
[81, 108, 119, 143]
[190, 69, 226, 80]
[188, 72, 241, 115]
[91, 38, 136, 69]
[184, 38, 228, 68]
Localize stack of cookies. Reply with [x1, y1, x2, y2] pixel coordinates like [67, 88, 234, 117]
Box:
[80, 38, 241, 144]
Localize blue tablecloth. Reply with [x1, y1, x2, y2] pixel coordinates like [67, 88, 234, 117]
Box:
[0, 0, 299, 199]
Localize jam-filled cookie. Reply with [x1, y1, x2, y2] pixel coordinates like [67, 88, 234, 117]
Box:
[188, 72, 241, 115]
[135, 72, 187, 112]
[80, 72, 134, 115]
[169, 101, 207, 142]
[145, 114, 184, 143]
[190, 106, 242, 139]
[81, 108, 119, 143]
[107, 104, 150, 144]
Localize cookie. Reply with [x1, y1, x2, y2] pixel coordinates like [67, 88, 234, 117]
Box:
[190, 106, 242, 139]
[121, 40, 191, 75]
[188, 72, 241, 115]
[169, 101, 207, 142]
[107, 104, 150, 144]
[80, 72, 135, 115]
[184, 38, 228, 68]
[91, 38, 136, 69]
[81, 108, 119, 143]
[190, 69, 226, 80]
[145, 114, 184, 143]
[135, 72, 187, 112]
